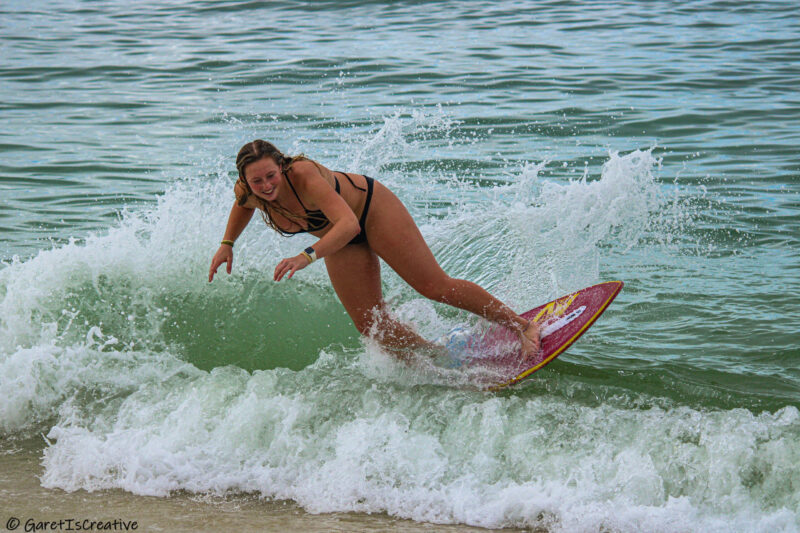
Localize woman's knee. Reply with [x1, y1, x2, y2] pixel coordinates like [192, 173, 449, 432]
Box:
[416, 276, 457, 303]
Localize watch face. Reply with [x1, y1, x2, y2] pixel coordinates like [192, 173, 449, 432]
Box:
[304, 246, 315, 255]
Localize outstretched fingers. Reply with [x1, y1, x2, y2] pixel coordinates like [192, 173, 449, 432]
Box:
[274, 254, 310, 281]
[208, 247, 233, 282]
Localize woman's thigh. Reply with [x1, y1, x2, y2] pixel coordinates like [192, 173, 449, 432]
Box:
[365, 181, 449, 294]
[323, 241, 383, 334]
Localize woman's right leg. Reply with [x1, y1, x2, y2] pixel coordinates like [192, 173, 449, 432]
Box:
[324, 241, 434, 353]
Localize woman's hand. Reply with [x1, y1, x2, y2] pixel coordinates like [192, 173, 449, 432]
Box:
[274, 254, 311, 281]
[208, 245, 233, 282]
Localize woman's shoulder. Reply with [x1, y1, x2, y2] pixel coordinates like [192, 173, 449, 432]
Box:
[288, 159, 335, 187]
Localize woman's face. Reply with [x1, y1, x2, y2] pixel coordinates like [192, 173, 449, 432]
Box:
[244, 157, 282, 201]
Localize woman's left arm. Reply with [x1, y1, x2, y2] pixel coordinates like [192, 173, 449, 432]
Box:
[274, 162, 360, 281]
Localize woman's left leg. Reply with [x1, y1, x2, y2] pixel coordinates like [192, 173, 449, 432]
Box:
[364, 180, 540, 354]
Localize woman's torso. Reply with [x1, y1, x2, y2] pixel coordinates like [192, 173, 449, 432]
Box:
[237, 159, 369, 237]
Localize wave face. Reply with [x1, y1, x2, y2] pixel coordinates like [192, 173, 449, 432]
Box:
[2, 1, 799, 531]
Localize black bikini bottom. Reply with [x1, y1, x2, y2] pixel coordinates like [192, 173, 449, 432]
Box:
[347, 176, 374, 245]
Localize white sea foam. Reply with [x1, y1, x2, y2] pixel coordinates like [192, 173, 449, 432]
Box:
[39, 368, 800, 532]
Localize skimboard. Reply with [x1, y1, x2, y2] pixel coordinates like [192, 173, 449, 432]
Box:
[439, 281, 623, 390]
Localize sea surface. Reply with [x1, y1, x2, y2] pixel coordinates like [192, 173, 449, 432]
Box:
[1, 1, 799, 531]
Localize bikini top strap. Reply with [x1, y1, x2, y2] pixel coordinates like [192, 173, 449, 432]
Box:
[285, 165, 344, 209]
[283, 170, 310, 211]
[339, 171, 367, 192]
[309, 159, 342, 194]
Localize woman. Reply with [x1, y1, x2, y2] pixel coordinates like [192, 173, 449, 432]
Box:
[208, 140, 540, 357]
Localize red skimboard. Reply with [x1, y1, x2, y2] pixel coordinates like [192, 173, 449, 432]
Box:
[451, 281, 623, 390]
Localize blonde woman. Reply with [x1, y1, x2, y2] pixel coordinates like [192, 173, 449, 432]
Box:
[209, 140, 540, 357]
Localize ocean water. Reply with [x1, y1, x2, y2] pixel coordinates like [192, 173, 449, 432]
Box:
[2, 1, 799, 531]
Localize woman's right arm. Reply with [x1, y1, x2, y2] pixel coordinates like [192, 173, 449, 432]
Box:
[208, 202, 255, 282]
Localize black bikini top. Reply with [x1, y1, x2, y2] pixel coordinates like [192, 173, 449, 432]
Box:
[280, 171, 365, 234]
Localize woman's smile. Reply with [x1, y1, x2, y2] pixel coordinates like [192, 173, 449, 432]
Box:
[244, 157, 282, 200]
[258, 184, 276, 198]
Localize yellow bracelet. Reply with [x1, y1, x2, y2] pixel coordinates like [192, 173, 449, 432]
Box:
[300, 251, 313, 264]
[221, 240, 234, 247]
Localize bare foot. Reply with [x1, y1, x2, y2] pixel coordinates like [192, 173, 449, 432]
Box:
[519, 320, 541, 359]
